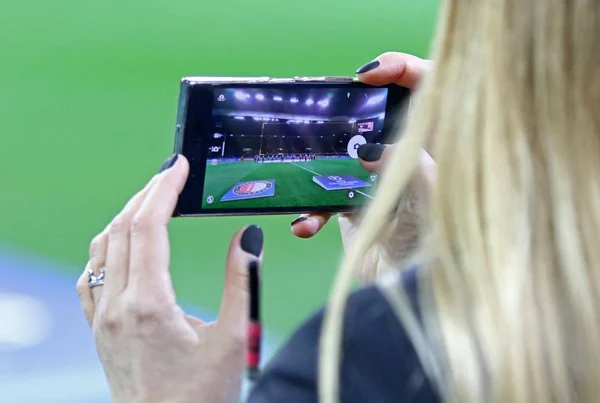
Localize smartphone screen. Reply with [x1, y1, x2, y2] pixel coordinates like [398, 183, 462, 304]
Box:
[174, 80, 409, 217]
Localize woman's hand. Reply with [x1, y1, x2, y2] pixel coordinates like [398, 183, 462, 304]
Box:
[76, 154, 262, 403]
[291, 52, 434, 281]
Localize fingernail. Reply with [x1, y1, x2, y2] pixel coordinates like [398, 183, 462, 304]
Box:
[291, 216, 309, 226]
[357, 143, 385, 162]
[356, 60, 380, 74]
[241, 225, 264, 258]
[159, 154, 178, 173]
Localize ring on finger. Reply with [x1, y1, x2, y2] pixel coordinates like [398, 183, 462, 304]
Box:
[88, 267, 106, 288]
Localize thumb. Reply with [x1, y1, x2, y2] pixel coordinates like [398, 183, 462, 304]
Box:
[217, 225, 264, 335]
[357, 143, 394, 173]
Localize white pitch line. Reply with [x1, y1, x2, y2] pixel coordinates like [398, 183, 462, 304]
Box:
[289, 162, 374, 199]
[289, 162, 321, 176]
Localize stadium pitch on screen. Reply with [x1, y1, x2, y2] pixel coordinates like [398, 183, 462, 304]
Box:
[202, 87, 388, 209]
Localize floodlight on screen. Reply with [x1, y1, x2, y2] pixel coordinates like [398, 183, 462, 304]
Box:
[305, 98, 314, 105]
[234, 116, 245, 120]
[290, 97, 299, 103]
[317, 99, 330, 107]
[255, 93, 265, 100]
[273, 96, 283, 101]
[365, 94, 386, 106]
[234, 91, 250, 101]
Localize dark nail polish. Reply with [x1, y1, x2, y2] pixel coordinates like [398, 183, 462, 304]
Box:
[291, 216, 309, 226]
[159, 154, 178, 173]
[356, 60, 380, 74]
[357, 143, 385, 162]
[241, 225, 264, 257]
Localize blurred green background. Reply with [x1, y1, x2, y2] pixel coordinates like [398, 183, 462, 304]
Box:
[0, 0, 437, 400]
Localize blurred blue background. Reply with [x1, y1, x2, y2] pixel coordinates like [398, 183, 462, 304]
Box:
[0, 0, 437, 401]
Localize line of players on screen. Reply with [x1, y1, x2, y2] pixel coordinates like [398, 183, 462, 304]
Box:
[252, 154, 316, 162]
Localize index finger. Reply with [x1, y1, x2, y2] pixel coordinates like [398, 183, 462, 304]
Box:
[127, 154, 189, 300]
[356, 52, 432, 90]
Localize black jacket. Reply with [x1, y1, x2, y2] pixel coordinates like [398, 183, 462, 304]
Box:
[248, 269, 439, 402]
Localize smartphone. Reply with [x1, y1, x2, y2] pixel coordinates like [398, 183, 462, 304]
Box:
[172, 76, 410, 217]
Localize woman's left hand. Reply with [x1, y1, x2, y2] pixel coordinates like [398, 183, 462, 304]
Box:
[76, 154, 263, 403]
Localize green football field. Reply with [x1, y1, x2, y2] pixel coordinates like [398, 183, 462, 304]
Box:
[203, 158, 374, 209]
[0, 0, 437, 400]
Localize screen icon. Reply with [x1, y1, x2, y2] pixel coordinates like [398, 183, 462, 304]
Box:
[370, 175, 378, 182]
[347, 190, 355, 199]
[207, 195, 214, 204]
[217, 94, 225, 101]
[347, 135, 367, 159]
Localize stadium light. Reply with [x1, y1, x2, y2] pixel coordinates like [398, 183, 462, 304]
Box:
[235, 91, 250, 101]
[305, 98, 314, 106]
[365, 94, 386, 105]
[378, 113, 385, 119]
[290, 97, 299, 103]
[316, 120, 324, 124]
[273, 96, 283, 101]
[255, 93, 265, 100]
[317, 99, 330, 107]
[303, 120, 310, 124]
[348, 119, 356, 123]
[234, 116, 245, 120]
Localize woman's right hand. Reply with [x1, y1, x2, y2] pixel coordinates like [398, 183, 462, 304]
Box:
[76, 155, 263, 403]
[291, 52, 435, 281]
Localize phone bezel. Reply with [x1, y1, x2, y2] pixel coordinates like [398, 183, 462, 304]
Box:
[172, 78, 410, 217]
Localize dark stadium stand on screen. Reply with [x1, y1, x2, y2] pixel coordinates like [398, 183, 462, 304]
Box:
[171, 76, 410, 217]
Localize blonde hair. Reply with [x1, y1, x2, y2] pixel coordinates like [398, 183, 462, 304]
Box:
[320, 0, 600, 402]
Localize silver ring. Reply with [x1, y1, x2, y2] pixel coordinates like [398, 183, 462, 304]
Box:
[88, 267, 106, 288]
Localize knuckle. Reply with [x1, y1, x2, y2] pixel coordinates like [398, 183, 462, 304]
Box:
[226, 326, 247, 351]
[130, 212, 153, 234]
[108, 215, 130, 236]
[89, 234, 106, 258]
[75, 277, 88, 299]
[97, 306, 122, 334]
[125, 298, 164, 327]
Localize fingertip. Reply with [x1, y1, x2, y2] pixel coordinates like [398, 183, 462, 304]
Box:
[290, 214, 330, 238]
[240, 225, 264, 258]
[159, 154, 190, 194]
[358, 158, 378, 173]
[356, 52, 431, 89]
[291, 220, 318, 239]
[356, 60, 381, 75]
[357, 143, 385, 162]
[171, 154, 190, 177]
[159, 154, 189, 176]
[291, 215, 309, 226]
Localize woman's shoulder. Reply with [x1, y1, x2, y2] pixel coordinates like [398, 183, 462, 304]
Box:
[248, 267, 438, 403]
